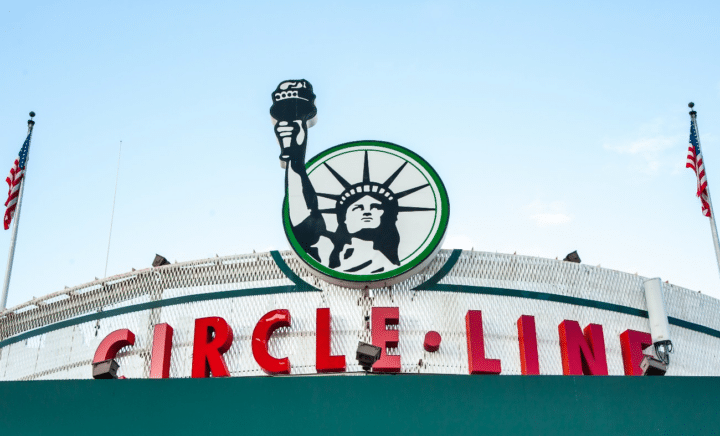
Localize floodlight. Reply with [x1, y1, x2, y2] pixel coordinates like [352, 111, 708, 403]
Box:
[152, 254, 170, 267]
[563, 251, 581, 263]
[92, 359, 120, 379]
[640, 355, 668, 376]
[356, 342, 382, 371]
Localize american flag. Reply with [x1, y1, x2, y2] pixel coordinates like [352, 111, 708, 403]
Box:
[4, 131, 32, 230]
[686, 117, 711, 218]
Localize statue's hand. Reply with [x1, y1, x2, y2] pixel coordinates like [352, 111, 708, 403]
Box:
[274, 119, 307, 167]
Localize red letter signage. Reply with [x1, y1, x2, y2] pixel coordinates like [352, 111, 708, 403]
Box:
[150, 323, 174, 379]
[94, 329, 136, 363]
[558, 320, 608, 375]
[372, 307, 400, 372]
[517, 315, 539, 375]
[465, 310, 501, 374]
[316, 308, 346, 373]
[620, 329, 653, 376]
[191, 317, 234, 378]
[252, 309, 292, 375]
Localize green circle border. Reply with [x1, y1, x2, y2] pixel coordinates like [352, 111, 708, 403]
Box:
[283, 140, 450, 283]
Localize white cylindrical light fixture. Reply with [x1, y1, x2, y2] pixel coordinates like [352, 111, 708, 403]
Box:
[643, 277, 671, 344]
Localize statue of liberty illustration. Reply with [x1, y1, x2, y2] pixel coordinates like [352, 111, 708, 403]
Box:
[271, 80, 434, 275]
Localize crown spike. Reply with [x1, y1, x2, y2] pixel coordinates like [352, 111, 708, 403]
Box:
[318, 208, 338, 214]
[382, 161, 408, 188]
[323, 162, 351, 189]
[363, 151, 370, 184]
[394, 183, 430, 200]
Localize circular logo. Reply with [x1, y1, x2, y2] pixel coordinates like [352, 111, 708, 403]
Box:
[283, 140, 449, 288]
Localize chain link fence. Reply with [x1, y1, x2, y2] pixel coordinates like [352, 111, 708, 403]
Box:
[1, 249, 718, 380]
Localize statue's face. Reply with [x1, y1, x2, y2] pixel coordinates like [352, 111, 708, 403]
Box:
[345, 195, 384, 234]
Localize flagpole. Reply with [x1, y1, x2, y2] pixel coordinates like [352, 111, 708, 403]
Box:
[0, 112, 35, 311]
[689, 103, 720, 279]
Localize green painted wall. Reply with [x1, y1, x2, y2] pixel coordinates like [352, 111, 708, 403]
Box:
[0, 374, 717, 435]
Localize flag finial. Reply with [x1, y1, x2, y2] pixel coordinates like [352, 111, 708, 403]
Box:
[689, 102, 697, 117]
[28, 111, 35, 127]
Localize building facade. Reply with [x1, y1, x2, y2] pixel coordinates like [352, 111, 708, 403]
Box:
[1, 249, 718, 380]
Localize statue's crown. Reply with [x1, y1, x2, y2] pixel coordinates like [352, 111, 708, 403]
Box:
[274, 89, 309, 102]
[315, 152, 434, 216]
[339, 183, 395, 206]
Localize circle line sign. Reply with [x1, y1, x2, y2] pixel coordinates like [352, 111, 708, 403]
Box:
[282, 140, 449, 288]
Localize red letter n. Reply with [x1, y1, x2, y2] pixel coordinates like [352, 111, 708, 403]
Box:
[316, 308, 346, 373]
[192, 317, 234, 378]
[558, 320, 608, 375]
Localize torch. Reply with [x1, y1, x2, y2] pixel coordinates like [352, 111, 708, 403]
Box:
[270, 80, 317, 168]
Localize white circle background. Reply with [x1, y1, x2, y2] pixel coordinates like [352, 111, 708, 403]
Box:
[306, 145, 445, 269]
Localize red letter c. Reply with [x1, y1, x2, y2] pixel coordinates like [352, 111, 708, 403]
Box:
[252, 309, 291, 375]
[94, 329, 135, 363]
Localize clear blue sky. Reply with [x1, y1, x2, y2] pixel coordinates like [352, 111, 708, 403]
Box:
[1, 0, 719, 307]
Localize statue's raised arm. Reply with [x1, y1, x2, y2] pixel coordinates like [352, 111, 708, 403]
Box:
[270, 80, 325, 259]
[268, 80, 448, 286]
